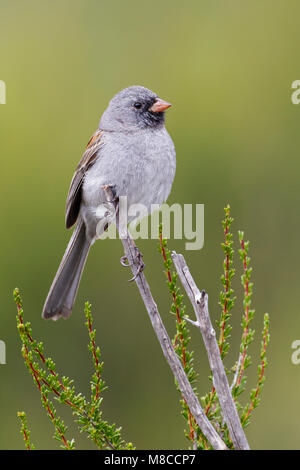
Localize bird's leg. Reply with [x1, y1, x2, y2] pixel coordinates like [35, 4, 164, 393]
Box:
[102, 184, 145, 282]
[101, 184, 118, 204]
[101, 183, 119, 231]
[128, 245, 145, 282]
[120, 242, 145, 282]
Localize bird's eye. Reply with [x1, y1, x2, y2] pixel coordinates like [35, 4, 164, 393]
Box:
[134, 102, 142, 109]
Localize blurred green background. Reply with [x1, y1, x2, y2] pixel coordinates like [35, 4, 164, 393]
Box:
[1, 0, 300, 450]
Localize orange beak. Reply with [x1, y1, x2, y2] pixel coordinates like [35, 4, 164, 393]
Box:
[149, 98, 172, 113]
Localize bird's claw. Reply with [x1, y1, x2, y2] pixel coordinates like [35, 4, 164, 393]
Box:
[128, 247, 145, 282]
[120, 248, 145, 281]
[120, 255, 132, 267]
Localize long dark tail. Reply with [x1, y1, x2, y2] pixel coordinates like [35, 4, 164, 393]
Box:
[42, 220, 91, 320]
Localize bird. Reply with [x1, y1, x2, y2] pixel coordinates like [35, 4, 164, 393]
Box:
[42, 86, 176, 320]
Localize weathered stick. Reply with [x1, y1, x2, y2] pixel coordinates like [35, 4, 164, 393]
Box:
[171, 251, 250, 450]
[102, 186, 227, 450]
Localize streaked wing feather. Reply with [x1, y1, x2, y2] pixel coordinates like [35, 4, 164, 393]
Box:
[65, 130, 104, 229]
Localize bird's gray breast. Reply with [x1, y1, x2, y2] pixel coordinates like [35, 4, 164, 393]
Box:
[81, 127, 176, 238]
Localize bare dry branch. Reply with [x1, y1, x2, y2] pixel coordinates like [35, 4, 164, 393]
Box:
[171, 251, 250, 450]
[102, 185, 228, 450]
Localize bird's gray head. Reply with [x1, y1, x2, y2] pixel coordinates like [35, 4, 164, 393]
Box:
[99, 86, 172, 132]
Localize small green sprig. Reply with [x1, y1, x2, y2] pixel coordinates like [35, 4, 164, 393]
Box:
[15, 288, 73, 449]
[82, 302, 135, 450]
[241, 313, 270, 428]
[85, 301, 106, 407]
[158, 226, 198, 446]
[203, 206, 236, 424]
[232, 231, 256, 398]
[14, 288, 134, 450]
[17, 411, 34, 450]
[218, 204, 236, 358]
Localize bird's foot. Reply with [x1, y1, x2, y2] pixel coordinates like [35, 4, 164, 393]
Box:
[120, 255, 132, 267]
[129, 247, 145, 282]
[120, 247, 145, 282]
[102, 184, 119, 205]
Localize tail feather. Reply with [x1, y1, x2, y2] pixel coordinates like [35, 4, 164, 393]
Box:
[42, 220, 90, 320]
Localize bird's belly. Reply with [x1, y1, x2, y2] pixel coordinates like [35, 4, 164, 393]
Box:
[81, 132, 175, 240]
[84, 155, 173, 209]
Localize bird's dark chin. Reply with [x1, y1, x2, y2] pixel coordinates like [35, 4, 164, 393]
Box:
[140, 110, 165, 129]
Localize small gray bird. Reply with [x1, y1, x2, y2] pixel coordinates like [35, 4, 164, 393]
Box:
[42, 86, 176, 320]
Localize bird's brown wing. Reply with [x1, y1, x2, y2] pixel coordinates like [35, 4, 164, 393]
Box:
[65, 130, 104, 229]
